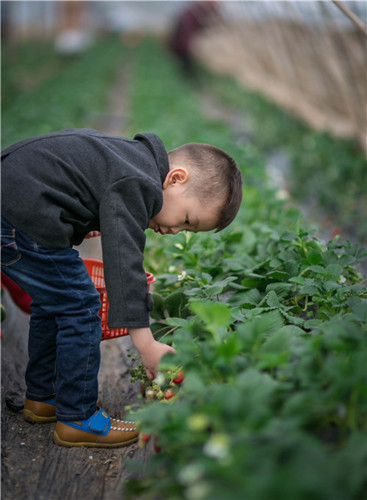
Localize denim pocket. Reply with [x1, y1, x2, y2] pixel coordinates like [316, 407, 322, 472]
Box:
[1, 229, 21, 266]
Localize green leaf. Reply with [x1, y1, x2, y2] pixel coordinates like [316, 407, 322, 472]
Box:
[260, 329, 291, 353]
[326, 264, 343, 277]
[269, 258, 282, 267]
[238, 310, 284, 339]
[324, 280, 339, 292]
[257, 352, 290, 369]
[228, 288, 261, 307]
[357, 248, 367, 260]
[279, 324, 306, 336]
[279, 310, 305, 326]
[242, 227, 257, 253]
[280, 232, 297, 241]
[241, 278, 263, 288]
[298, 278, 322, 296]
[307, 250, 322, 265]
[190, 301, 232, 328]
[265, 282, 293, 297]
[309, 265, 327, 275]
[223, 258, 247, 272]
[267, 270, 290, 280]
[300, 284, 320, 296]
[303, 319, 323, 329]
[289, 277, 306, 285]
[348, 297, 367, 322]
[205, 277, 238, 296]
[216, 335, 241, 359]
[150, 293, 165, 320]
[165, 317, 189, 327]
[151, 322, 172, 339]
[263, 290, 281, 308]
[165, 290, 187, 317]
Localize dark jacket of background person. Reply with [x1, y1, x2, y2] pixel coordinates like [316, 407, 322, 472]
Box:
[169, 1, 219, 77]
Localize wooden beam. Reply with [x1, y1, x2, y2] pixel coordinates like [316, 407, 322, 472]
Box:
[332, 1, 367, 36]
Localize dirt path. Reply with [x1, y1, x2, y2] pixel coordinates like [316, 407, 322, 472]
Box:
[1, 60, 154, 500]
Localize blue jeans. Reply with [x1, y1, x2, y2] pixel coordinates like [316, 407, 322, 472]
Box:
[1, 217, 102, 420]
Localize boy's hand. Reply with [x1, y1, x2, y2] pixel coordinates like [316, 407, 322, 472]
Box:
[85, 231, 101, 239]
[129, 327, 176, 379]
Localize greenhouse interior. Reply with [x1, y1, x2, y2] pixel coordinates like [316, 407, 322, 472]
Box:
[1, 1, 367, 499]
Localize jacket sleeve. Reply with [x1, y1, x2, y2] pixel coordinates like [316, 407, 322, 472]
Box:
[99, 177, 162, 328]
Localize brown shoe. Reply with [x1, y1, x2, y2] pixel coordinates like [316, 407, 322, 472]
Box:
[23, 399, 57, 423]
[54, 407, 138, 448]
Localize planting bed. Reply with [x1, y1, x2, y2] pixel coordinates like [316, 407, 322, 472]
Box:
[125, 39, 367, 500]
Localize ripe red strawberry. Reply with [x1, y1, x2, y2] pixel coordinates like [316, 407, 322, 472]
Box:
[172, 371, 184, 385]
[153, 438, 161, 453]
[139, 432, 152, 449]
[141, 433, 151, 443]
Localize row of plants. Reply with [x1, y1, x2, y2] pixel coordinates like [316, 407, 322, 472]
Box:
[124, 39, 367, 499]
[198, 66, 367, 245]
[1, 36, 124, 149]
[2, 34, 366, 499]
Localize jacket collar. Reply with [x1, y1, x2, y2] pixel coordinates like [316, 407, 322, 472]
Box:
[134, 133, 169, 185]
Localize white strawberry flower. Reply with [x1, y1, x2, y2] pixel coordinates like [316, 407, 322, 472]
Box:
[177, 271, 187, 281]
[203, 434, 230, 459]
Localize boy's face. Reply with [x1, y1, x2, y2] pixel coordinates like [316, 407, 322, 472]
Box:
[149, 168, 220, 235]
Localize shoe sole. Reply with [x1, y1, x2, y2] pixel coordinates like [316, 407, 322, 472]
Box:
[53, 430, 138, 448]
[23, 409, 57, 424]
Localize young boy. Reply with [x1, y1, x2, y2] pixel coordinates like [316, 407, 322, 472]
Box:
[1, 128, 242, 448]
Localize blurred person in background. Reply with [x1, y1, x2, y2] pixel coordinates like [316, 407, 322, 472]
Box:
[169, 1, 220, 80]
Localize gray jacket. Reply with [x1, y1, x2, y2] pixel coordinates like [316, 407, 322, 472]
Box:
[1, 129, 169, 328]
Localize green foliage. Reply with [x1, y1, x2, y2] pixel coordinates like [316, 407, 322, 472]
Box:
[3, 35, 366, 500]
[1, 37, 123, 147]
[125, 39, 367, 500]
[198, 67, 367, 243]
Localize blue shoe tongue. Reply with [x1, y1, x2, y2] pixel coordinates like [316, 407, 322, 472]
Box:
[88, 408, 110, 433]
[44, 399, 56, 406]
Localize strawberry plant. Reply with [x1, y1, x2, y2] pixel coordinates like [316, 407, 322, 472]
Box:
[124, 39, 367, 500]
[198, 67, 367, 244]
[3, 33, 366, 499]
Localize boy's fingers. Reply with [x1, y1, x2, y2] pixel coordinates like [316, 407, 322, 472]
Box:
[85, 231, 101, 239]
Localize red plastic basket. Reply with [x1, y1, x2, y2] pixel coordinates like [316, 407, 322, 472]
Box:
[83, 258, 156, 341]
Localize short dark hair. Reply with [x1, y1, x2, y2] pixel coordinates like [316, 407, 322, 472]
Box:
[168, 143, 243, 231]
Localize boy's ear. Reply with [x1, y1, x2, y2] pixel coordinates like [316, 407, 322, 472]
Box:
[163, 168, 189, 189]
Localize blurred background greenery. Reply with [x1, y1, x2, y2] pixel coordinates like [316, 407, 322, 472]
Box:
[2, 0, 366, 245]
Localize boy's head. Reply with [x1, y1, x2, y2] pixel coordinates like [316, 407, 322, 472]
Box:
[149, 143, 242, 235]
